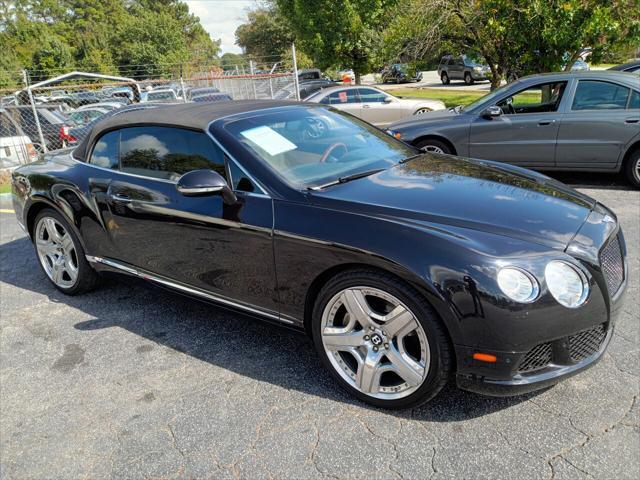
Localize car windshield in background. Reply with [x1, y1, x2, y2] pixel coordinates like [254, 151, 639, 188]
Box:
[222, 106, 415, 189]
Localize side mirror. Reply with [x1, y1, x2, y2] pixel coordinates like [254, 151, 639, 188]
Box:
[177, 169, 237, 204]
[481, 106, 502, 118]
[383, 96, 394, 103]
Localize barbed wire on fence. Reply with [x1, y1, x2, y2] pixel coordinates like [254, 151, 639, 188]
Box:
[1, 49, 306, 168]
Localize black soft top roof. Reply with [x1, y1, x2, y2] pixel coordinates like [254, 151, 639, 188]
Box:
[73, 99, 299, 160]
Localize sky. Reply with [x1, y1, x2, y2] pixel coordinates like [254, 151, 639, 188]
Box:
[185, 0, 257, 54]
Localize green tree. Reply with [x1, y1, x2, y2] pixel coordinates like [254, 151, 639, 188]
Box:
[275, 0, 398, 83]
[384, 0, 640, 89]
[235, 4, 294, 59]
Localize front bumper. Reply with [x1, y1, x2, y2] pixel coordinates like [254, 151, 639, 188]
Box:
[455, 326, 613, 396]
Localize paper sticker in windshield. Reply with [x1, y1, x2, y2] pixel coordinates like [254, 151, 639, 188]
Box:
[338, 91, 348, 103]
[240, 126, 297, 156]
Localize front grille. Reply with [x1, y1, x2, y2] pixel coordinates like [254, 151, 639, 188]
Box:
[518, 342, 552, 373]
[600, 234, 624, 295]
[569, 324, 607, 362]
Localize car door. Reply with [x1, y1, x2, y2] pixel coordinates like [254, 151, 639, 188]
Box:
[468, 81, 567, 167]
[356, 88, 404, 127]
[324, 89, 362, 117]
[555, 80, 639, 169]
[450, 57, 465, 79]
[85, 125, 279, 315]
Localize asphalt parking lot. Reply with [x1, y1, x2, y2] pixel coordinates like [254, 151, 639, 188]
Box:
[0, 175, 638, 480]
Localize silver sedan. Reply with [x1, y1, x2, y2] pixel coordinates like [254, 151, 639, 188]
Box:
[305, 86, 446, 128]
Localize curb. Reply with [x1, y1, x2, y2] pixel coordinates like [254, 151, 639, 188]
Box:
[0, 193, 12, 199]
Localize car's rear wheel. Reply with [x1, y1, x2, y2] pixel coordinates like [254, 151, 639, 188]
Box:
[415, 138, 452, 155]
[441, 72, 450, 85]
[311, 269, 452, 409]
[414, 108, 432, 115]
[464, 72, 474, 85]
[623, 149, 640, 188]
[33, 209, 100, 295]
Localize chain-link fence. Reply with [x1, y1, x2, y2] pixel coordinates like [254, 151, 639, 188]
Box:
[0, 49, 304, 168]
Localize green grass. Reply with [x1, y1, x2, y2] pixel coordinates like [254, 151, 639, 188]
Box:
[392, 88, 487, 108]
[0, 182, 11, 194]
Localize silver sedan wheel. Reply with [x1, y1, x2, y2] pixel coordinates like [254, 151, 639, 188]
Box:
[414, 108, 431, 115]
[420, 144, 444, 154]
[321, 287, 430, 400]
[634, 158, 640, 184]
[35, 217, 79, 288]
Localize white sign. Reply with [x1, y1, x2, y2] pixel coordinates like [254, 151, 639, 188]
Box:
[240, 126, 297, 156]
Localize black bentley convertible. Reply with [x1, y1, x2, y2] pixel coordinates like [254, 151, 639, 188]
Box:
[11, 100, 627, 408]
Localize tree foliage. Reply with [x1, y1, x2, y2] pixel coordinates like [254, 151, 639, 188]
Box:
[0, 0, 221, 86]
[275, 0, 398, 83]
[235, 5, 294, 60]
[384, 0, 640, 89]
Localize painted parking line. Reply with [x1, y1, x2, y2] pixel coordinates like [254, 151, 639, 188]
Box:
[0, 209, 15, 214]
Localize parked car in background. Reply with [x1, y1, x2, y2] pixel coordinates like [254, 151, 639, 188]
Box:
[76, 102, 123, 112]
[609, 60, 640, 73]
[67, 107, 111, 126]
[141, 89, 181, 103]
[186, 87, 220, 100]
[11, 101, 627, 409]
[0, 109, 38, 168]
[275, 79, 338, 100]
[337, 69, 355, 83]
[1, 95, 16, 106]
[3, 105, 72, 151]
[306, 86, 445, 128]
[381, 64, 423, 84]
[438, 55, 491, 84]
[387, 71, 640, 186]
[192, 93, 233, 103]
[66, 104, 162, 146]
[562, 57, 590, 72]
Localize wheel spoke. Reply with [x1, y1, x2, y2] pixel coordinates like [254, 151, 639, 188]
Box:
[322, 328, 365, 351]
[64, 256, 78, 280]
[341, 289, 374, 329]
[382, 305, 416, 339]
[60, 233, 74, 254]
[386, 345, 424, 387]
[44, 218, 62, 243]
[36, 238, 59, 256]
[51, 261, 64, 284]
[355, 349, 382, 393]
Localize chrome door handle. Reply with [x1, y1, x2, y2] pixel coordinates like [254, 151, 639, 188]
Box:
[625, 118, 639, 124]
[362, 104, 371, 108]
[538, 120, 556, 126]
[110, 193, 132, 203]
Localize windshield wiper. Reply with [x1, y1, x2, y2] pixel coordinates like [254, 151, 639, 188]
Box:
[309, 168, 385, 190]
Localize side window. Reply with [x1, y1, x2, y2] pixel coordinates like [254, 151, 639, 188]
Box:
[629, 90, 640, 110]
[90, 130, 119, 169]
[119, 126, 226, 181]
[227, 160, 257, 193]
[327, 90, 358, 104]
[572, 81, 630, 111]
[357, 88, 387, 103]
[498, 81, 567, 114]
[454, 57, 464, 67]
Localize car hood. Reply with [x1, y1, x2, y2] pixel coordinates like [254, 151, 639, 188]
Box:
[311, 154, 595, 250]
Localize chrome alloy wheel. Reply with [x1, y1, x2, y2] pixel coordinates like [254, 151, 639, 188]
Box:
[634, 157, 640, 184]
[35, 217, 79, 288]
[321, 287, 430, 400]
[420, 145, 444, 154]
[414, 108, 431, 115]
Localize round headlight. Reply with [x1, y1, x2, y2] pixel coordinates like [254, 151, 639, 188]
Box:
[497, 267, 539, 303]
[545, 261, 589, 308]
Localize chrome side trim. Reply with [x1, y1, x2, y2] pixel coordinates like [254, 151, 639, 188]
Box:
[86, 255, 293, 324]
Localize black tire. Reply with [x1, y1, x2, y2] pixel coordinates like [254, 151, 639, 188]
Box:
[414, 138, 452, 155]
[311, 269, 453, 409]
[441, 72, 450, 85]
[464, 72, 474, 85]
[623, 149, 640, 188]
[33, 208, 100, 295]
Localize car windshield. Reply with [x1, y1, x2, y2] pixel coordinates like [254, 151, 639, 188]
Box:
[462, 83, 514, 112]
[222, 106, 416, 189]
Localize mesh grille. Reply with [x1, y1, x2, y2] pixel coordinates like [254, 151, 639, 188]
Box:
[518, 342, 552, 373]
[600, 234, 624, 295]
[569, 324, 607, 362]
